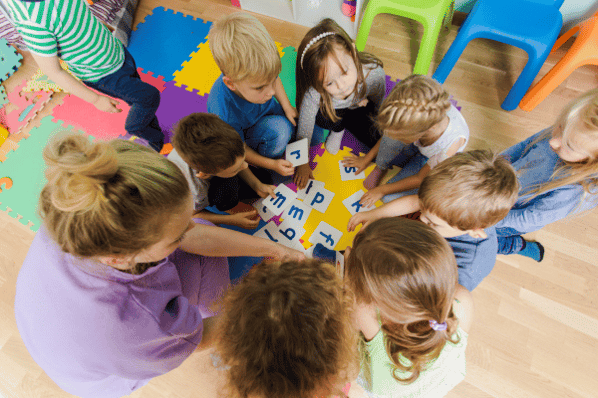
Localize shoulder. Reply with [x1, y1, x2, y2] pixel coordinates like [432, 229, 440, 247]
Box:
[453, 285, 474, 334]
[207, 75, 231, 114]
[446, 105, 469, 137]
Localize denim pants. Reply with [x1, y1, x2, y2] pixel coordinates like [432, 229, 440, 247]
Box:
[84, 47, 164, 151]
[496, 227, 525, 255]
[244, 102, 294, 159]
[380, 146, 427, 203]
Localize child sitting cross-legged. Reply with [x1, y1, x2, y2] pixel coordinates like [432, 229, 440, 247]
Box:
[168, 113, 276, 229]
[214, 258, 366, 398]
[346, 217, 474, 397]
[207, 12, 296, 177]
[349, 150, 519, 291]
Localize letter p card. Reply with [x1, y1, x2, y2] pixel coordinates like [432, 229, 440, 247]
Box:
[285, 138, 308, 166]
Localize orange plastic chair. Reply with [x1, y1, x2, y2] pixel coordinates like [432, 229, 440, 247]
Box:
[520, 12, 598, 112]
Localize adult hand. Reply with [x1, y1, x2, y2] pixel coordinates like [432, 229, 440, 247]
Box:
[294, 163, 313, 189]
[360, 187, 384, 208]
[93, 95, 121, 113]
[342, 154, 370, 175]
[273, 159, 295, 176]
[229, 210, 260, 229]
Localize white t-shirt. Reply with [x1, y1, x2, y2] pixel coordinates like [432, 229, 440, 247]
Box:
[167, 148, 210, 212]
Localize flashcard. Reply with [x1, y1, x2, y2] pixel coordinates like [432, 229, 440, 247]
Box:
[253, 222, 285, 243]
[336, 251, 345, 278]
[263, 184, 298, 216]
[342, 190, 376, 216]
[281, 199, 312, 227]
[285, 138, 309, 166]
[296, 179, 325, 200]
[308, 221, 343, 250]
[339, 160, 366, 181]
[277, 219, 306, 249]
[253, 198, 276, 222]
[304, 186, 335, 213]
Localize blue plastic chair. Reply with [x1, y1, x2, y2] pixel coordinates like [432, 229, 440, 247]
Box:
[432, 0, 564, 111]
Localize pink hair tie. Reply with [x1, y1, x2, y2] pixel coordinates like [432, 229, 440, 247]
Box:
[429, 320, 447, 331]
[300, 31, 336, 69]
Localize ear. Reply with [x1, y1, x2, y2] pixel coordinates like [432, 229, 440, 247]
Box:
[97, 255, 132, 269]
[467, 229, 487, 239]
[222, 75, 237, 91]
[196, 171, 211, 180]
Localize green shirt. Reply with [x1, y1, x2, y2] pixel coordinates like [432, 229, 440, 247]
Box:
[6, 0, 124, 82]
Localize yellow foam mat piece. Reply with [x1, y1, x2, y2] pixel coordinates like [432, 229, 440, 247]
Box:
[173, 40, 285, 96]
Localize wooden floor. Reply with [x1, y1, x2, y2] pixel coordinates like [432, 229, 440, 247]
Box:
[1, 0, 597, 397]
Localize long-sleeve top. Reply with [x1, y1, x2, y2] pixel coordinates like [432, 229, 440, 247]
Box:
[495, 128, 598, 234]
[296, 63, 386, 142]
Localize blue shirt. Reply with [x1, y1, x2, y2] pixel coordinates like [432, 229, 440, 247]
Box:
[207, 74, 281, 141]
[447, 227, 497, 291]
[495, 129, 598, 234]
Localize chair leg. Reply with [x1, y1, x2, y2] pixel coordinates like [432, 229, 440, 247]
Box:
[432, 32, 472, 83]
[413, 21, 443, 75]
[355, 8, 377, 52]
[552, 26, 579, 53]
[443, 0, 455, 29]
[501, 54, 547, 111]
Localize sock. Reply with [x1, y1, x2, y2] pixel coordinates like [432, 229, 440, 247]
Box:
[325, 130, 344, 155]
[363, 166, 387, 190]
[518, 239, 545, 262]
[312, 243, 336, 262]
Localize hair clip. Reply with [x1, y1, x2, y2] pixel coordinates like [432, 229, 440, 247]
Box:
[300, 31, 336, 69]
[429, 320, 447, 331]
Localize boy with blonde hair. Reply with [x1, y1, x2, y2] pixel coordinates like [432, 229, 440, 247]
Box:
[349, 150, 532, 290]
[207, 13, 296, 177]
[354, 75, 469, 207]
[168, 113, 276, 229]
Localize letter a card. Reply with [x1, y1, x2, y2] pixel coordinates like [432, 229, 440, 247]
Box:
[308, 221, 343, 250]
[285, 138, 309, 166]
[342, 190, 376, 216]
[263, 184, 297, 216]
[339, 160, 366, 181]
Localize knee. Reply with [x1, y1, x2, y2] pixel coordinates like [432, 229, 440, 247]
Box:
[137, 84, 161, 109]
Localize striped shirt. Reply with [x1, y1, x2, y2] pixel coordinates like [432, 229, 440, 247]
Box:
[5, 0, 124, 82]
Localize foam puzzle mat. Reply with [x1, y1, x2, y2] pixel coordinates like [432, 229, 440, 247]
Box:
[0, 8, 461, 280]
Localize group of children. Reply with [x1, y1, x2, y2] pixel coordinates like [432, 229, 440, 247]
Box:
[8, 1, 598, 397]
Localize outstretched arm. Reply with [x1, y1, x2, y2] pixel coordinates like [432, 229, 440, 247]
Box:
[347, 194, 420, 231]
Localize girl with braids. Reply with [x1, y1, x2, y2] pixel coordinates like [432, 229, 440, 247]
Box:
[495, 88, 598, 261]
[14, 134, 302, 398]
[346, 217, 473, 398]
[358, 75, 469, 207]
[294, 18, 385, 189]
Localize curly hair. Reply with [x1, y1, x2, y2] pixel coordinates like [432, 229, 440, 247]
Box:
[346, 217, 459, 384]
[377, 75, 451, 139]
[215, 259, 358, 398]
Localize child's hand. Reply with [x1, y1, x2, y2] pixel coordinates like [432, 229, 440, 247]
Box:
[342, 154, 370, 175]
[255, 183, 277, 199]
[93, 95, 122, 113]
[284, 106, 298, 126]
[357, 98, 369, 108]
[360, 187, 384, 208]
[294, 163, 313, 189]
[229, 210, 260, 229]
[273, 159, 295, 176]
[347, 210, 377, 232]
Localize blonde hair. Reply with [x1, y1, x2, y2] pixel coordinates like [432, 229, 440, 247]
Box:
[209, 12, 281, 82]
[346, 217, 459, 384]
[216, 259, 358, 398]
[39, 134, 190, 260]
[418, 150, 519, 230]
[296, 18, 382, 123]
[529, 88, 598, 199]
[377, 75, 451, 139]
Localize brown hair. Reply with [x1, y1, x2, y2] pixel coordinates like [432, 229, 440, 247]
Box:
[418, 150, 519, 230]
[40, 133, 190, 260]
[346, 217, 459, 384]
[528, 88, 598, 199]
[209, 12, 281, 82]
[171, 113, 245, 174]
[296, 18, 382, 123]
[216, 259, 358, 398]
[377, 75, 451, 139]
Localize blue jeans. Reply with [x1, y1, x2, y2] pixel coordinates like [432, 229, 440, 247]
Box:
[244, 102, 294, 159]
[84, 47, 164, 151]
[381, 149, 427, 203]
[496, 227, 525, 255]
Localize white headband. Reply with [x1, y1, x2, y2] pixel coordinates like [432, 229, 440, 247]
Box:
[300, 32, 336, 69]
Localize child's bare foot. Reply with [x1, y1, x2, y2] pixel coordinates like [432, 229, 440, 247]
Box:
[363, 166, 387, 190]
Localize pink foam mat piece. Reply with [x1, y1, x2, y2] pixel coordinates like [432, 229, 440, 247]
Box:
[138, 68, 167, 92]
[156, 80, 208, 143]
[0, 80, 52, 134]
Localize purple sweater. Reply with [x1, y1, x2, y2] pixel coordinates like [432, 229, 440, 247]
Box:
[14, 226, 205, 398]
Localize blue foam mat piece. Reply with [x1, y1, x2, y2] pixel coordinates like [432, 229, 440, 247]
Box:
[127, 7, 211, 80]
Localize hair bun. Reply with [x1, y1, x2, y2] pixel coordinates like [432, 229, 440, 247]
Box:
[43, 134, 118, 212]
